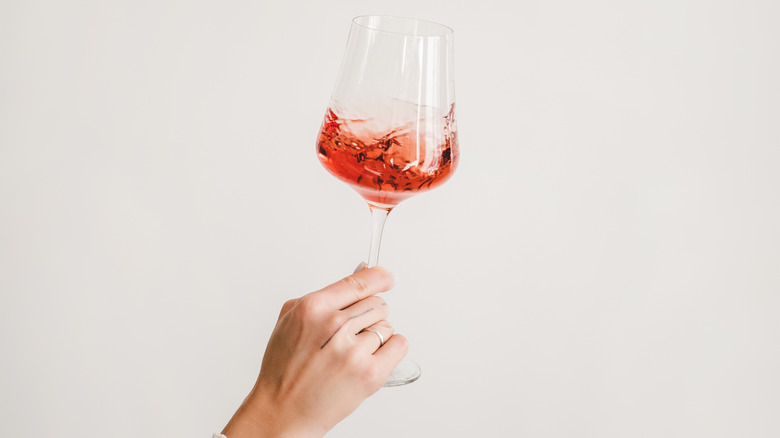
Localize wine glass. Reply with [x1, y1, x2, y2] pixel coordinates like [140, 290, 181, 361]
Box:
[316, 16, 458, 386]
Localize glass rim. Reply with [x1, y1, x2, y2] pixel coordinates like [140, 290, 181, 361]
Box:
[351, 15, 454, 38]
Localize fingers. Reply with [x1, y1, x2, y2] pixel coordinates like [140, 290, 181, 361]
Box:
[340, 296, 389, 335]
[312, 266, 394, 310]
[325, 296, 388, 351]
[356, 320, 393, 354]
[354, 332, 409, 393]
[371, 333, 409, 375]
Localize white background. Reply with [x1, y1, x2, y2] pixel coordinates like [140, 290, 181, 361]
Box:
[1, 0, 779, 437]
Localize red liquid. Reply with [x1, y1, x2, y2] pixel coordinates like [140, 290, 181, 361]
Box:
[317, 107, 458, 207]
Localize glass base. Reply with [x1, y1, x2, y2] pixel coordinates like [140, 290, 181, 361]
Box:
[384, 358, 421, 387]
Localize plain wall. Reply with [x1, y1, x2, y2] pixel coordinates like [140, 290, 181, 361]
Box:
[1, 0, 778, 437]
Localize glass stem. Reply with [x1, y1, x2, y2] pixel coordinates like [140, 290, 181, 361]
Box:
[367, 205, 391, 268]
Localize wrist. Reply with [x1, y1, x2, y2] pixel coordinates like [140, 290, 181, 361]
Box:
[223, 389, 325, 438]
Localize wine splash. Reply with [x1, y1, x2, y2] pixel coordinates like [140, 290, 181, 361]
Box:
[317, 105, 458, 207]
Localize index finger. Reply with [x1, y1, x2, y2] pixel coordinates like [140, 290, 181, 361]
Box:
[311, 266, 394, 310]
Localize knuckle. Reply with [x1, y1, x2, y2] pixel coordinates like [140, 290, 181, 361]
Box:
[361, 364, 386, 393]
[342, 275, 370, 301]
[326, 312, 346, 333]
[296, 294, 326, 317]
[281, 299, 297, 314]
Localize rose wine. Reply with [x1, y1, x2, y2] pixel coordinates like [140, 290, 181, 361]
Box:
[317, 106, 458, 207]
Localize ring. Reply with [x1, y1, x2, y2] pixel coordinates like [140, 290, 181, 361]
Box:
[363, 328, 385, 346]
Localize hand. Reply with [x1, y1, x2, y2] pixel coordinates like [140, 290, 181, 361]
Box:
[221, 266, 408, 438]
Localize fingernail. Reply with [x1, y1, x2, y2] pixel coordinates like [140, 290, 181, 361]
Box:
[353, 261, 367, 274]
